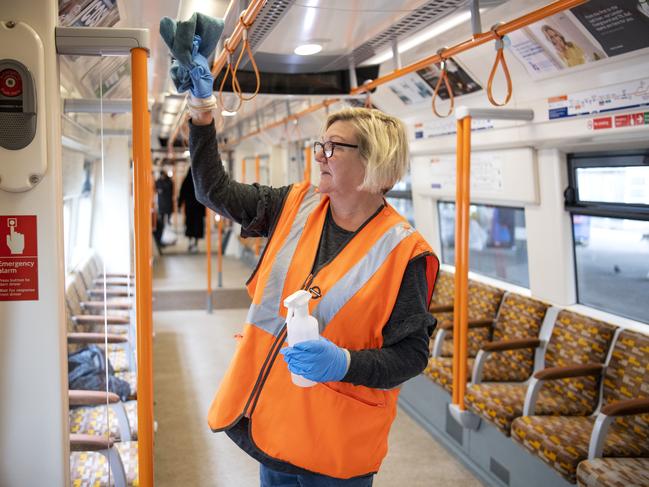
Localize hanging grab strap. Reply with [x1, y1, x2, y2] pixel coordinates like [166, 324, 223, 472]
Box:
[232, 12, 262, 102]
[218, 42, 243, 113]
[487, 27, 513, 107]
[431, 50, 454, 118]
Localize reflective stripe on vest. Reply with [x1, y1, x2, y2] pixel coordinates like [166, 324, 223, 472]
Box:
[245, 186, 320, 336]
[312, 222, 415, 332]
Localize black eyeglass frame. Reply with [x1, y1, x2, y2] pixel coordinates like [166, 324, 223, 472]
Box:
[313, 141, 359, 159]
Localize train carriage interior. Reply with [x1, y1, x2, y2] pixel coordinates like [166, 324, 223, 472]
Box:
[1, 0, 649, 486]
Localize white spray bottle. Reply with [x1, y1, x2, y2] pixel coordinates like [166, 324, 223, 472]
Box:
[284, 289, 320, 387]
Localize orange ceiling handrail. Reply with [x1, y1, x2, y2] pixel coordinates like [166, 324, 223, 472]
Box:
[350, 0, 588, 95]
[226, 98, 340, 146]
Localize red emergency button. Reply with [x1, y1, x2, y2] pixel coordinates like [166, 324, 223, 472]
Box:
[0, 69, 22, 97]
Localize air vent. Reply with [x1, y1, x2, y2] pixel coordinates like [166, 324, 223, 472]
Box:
[490, 458, 510, 485]
[322, 0, 469, 70]
[248, 0, 296, 51]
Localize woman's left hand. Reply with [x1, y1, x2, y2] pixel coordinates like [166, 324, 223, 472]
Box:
[280, 338, 350, 383]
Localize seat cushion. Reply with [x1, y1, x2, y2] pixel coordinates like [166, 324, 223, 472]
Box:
[70, 441, 139, 486]
[577, 458, 649, 487]
[69, 401, 138, 441]
[424, 357, 474, 394]
[465, 382, 595, 436]
[511, 416, 649, 483]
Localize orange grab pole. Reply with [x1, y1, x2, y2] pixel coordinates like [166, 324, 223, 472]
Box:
[206, 207, 213, 312]
[457, 116, 472, 409]
[452, 120, 463, 406]
[131, 47, 154, 487]
[241, 157, 246, 184]
[303, 146, 312, 184]
[350, 0, 588, 95]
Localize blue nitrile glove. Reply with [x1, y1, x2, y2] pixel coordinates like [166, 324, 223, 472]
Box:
[280, 338, 350, 383]
[167, 35, 214, 98]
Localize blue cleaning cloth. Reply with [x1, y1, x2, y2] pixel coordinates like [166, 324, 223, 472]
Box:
[160, 12, 224, 96]
[160, 12, 224, 68]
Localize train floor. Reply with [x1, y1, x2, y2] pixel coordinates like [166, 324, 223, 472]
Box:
[152, 251, 483, 486]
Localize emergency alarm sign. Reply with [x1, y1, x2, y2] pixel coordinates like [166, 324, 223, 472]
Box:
[0, 215, 38, 301]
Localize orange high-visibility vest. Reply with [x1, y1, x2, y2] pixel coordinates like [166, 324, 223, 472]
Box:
[207, 181, 438, 479]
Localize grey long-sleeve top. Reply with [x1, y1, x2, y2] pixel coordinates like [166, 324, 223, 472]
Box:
[189, 121, 437, 390]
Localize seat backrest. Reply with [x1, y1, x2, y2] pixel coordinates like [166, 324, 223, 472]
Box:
[603, 329, 649, 437]
[467, 281, 504, 320]
[430, 270, 454, 309]
[543, 310, 617, 412]
[482, 292, 548, 382]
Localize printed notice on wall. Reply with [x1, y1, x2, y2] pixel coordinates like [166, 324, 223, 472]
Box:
[0, 215, 38, 301]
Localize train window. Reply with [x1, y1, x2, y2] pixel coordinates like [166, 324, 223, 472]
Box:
[572, 215, 649, 323]
[438, 202, 530, 287]
[386, 175, 414, 226]
[567, 151, 649, 323]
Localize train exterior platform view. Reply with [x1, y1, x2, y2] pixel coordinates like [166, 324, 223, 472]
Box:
[2, 0, 649, 486]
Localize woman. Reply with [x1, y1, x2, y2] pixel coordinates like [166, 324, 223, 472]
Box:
[177, 167, 205, 252]
[541, 24, 587, 67]
[189, 106, 439, 486]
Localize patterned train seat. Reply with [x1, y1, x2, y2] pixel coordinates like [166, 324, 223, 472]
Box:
[431, 279, 504, 357]
[70, 440, 139, 486]
[464, 310, 617, 435]
[577, 458, 649, 487]
[69, 401, 138, 441]
[511, 329, 649, 484]
[424, 292, 548, 393]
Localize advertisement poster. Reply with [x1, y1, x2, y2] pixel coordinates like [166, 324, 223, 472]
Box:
[59, 0, 120, 27]
[571, 0, 649, 56]
[386, 72, 434, 105]
[416, 59, 482, 100]
[508, 1, 649, 78]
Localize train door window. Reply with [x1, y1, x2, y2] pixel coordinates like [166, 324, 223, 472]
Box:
[386, 175, 415, 227]
[438, 202, 530, 287]
[566, 151, 649, 323]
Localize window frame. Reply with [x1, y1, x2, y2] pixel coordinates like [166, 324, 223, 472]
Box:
[565, 150, 649, 221]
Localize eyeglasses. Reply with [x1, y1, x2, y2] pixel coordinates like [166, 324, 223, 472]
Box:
[313, 140, 359, 159]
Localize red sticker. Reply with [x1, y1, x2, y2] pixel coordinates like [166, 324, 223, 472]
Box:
[592, 117, 612, 130]
[0, 215, 38, 301]
[0, 69, 22, 97]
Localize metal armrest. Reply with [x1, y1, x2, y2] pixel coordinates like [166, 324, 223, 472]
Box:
[431, 328, 447, 357]
[534, 363, 604, 381]
[81, 300, 132, 310]
[70, 434, 127, 487]
[69, 390, 119, 406]
[587, 398, 649, 459]
[482, 337, 541, 352]
[523, 363, 604, 415]
[72, 315, 130, 326]
[87, 289, 131, 298]
[429, 303, 454, 313]
[67, 332, 128, 344]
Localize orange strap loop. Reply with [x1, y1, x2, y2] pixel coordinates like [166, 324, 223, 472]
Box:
[218, 41, 243, 113]
[431, 50, 455, 118]
[232, 11, 262, 102]
[487, 27, 513, 107]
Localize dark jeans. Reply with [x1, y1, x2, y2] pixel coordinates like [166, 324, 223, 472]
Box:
[260, 464, 374, 487]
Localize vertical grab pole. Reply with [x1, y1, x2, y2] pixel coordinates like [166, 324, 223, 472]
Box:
[457, 116, 472, 409]
[131, 47, 154, 487]
[303, 145, 312, 184]
[206, 208, 213, 313]
[217, 216, 223, 287]
[254, 155, 261, 256]
[452, 120, 463, 406]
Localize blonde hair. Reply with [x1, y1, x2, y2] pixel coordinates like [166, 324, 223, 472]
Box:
[325, 107, 409, 194]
